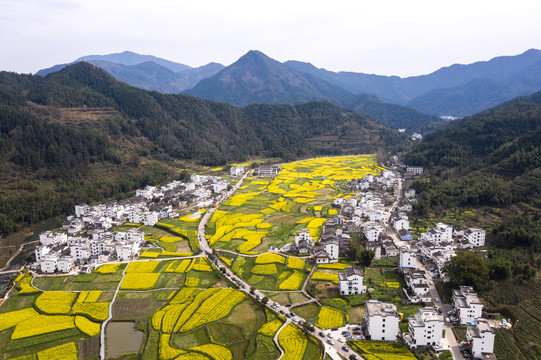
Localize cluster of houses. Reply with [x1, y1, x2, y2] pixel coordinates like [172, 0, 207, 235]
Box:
[33, 229, 143, 274]
[362, 288, 494, 359]
[32, 174, 231, 274]
[415, 223, 486, 280]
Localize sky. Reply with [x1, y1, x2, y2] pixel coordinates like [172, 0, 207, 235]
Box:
[1, 0, 541, 77]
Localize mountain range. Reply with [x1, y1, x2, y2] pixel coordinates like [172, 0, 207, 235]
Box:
[36, 51, 226, 93]
[36, 49, 541, 122]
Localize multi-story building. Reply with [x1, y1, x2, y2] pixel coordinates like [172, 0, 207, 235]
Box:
[324, 241, 339, 262]
[452, 286, 484, 324]
[399, 247, 416, 269]
[405, 307, 444, 348]
[406, 166, 423, 176]
[230, 166, 244, 177]
[467, 319, 495, 358]
[364, 300, 400, 341]
[464, 228, 486, 247]
[338, 267, 365, 295]
[364, 222, 383, 242]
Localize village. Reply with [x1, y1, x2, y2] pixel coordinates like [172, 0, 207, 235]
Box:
[26, 160, 500, 360]
[276, 163, 497, 360]
[30, 170, 240, 275]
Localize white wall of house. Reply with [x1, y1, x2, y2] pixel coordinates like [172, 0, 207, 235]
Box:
[467, 320, 495, 358]
[400, 248, 416, 268]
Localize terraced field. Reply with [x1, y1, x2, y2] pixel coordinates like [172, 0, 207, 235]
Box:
[206, 155, 384, 254]
[0, 155, 388, 359]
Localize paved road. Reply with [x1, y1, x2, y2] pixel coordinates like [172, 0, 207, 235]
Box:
[100, 260, 129, 360]
[387, 171, 461, 360]
[196, 171, 363, 360]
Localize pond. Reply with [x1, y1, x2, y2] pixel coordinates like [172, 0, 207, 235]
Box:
[106, 321, 144, 358]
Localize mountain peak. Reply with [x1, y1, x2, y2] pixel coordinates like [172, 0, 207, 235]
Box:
[184, 51, 352, 107]
[234, 50, 276, 65]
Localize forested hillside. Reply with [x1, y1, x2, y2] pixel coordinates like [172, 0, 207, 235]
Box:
[0, 62, 408, 237]
[404, 92, 541, 252]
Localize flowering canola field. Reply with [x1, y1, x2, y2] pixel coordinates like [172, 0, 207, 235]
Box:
[207, 155, 382, 254]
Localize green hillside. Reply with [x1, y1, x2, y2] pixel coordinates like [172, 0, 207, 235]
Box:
[404, 92, 541, 250]
[0, 62, 408, 238]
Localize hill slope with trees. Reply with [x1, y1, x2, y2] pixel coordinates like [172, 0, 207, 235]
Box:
[0, 62, 408, 237]
[404, 91, 541, 251]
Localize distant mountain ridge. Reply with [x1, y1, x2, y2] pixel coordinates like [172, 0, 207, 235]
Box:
[343, 93, 446, 134]
[36, 51, 225, 93]
[35, 48, 541, 119]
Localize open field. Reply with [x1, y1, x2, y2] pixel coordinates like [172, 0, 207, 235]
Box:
[207, 155, 383, 254]
[228, 254, 309, 291]
[0, 257, 312, 359]
[348, 340, 416, 359]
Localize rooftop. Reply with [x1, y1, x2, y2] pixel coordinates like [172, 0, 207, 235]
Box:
[366, 300, 398, 317]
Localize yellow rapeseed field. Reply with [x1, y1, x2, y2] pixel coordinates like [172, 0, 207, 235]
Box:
[95, 263, 121, 274]
[37, 342, 78, 360]
[251, 264, 278, 275]
[278, 272, 305, 290]
[120, 273, 160, 290]
[258, 319, 283, 336]
[0, 307, 39, 332]
[125, 261, 159, 273]
[255, 253, 285, 264]
[317, 306, 344, 329]
[35, 291, 77, 315]
[75, 315, 101, 336]
[286, 257, 306, 270]
[12, 315, 76, 339]
[159, 333, 186, 360]
[278, 324, 307, 360]
[311, 272, 339, 283]
[190, 344, 233, 360]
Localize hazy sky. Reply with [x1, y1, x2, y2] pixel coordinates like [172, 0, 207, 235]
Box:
[1, 0, 540, 77]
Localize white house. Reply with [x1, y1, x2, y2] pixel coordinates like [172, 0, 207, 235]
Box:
[57, 256, 74, 273]
[74, 204, 90, 218]
[70, 244, 90, 261]
[254, 165, 281, 177]
[452, 286, 484, 325]
[421, 223, 453, 243]
[404, 269, 432, 303]
[365, 300, 400, 341]
[314, 251, 332, 264]
[406, 166, 424, 176]
[467, 319, 495, 358]
[324, 241, 339, 262]
[464, 228, 486, 247]
[143, 211, 159, 226]
[40, 255, 58, 274]
[230, 166, 244, 177]
[338, 267, 365, 295]
[128, 210, 143, 224]
[405, 188, 416, 198]
[405, 307, 444, 349]
[294, 229, 313, 247]
[392, 215, 410, 232]
[35, 245, 51, 262]
[364, 222, 383, 242]
[39, 231, 67, 246]
[399, 247, 416, 269]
